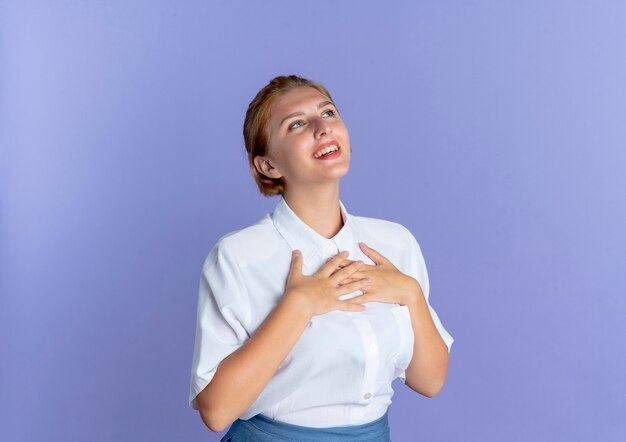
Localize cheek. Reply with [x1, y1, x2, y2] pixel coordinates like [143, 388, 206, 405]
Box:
[265, 145, 288, 173]
[334, 122, 349, 141]
[282, 137, 314, 161]
[273, 145, 307, 171]
[337, 129, 350, 150]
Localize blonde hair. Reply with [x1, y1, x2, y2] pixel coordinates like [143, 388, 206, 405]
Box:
[243, 75, 334, 196]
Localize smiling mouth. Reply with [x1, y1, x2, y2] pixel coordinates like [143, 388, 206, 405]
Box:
[313, 144, 340, 159]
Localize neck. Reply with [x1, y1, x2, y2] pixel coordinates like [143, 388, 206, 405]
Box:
[282, 182, 343, 239]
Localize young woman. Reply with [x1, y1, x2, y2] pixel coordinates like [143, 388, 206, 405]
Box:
[189, 75, 454, 441]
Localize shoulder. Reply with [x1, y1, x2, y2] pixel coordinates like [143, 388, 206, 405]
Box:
[203, 214, 278, 268]
[350, 213, 425, 269]
[351, 214, 417, 244]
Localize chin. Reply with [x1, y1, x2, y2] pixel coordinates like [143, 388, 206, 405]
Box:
[330, 163, 350, 179]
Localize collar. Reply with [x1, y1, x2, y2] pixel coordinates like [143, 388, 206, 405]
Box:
[271, 196, 355, 259]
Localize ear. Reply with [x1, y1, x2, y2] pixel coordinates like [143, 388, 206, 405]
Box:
[253, 155, 283, 179]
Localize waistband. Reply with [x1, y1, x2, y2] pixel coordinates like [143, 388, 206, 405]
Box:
[221, 409, 390, 442]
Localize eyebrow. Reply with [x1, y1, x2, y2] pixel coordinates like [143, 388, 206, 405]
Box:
[279, 100, 336, 128]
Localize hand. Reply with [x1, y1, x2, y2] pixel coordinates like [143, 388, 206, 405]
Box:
[284, 250, 372, 318]
[335, 242, 422, 306]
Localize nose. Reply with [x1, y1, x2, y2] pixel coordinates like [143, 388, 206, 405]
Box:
[314, 118, 332, 138]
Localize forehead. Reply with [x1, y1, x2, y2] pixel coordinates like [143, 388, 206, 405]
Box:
[270, 86, 330, 119]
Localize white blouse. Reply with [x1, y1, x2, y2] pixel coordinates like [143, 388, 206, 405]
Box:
[189, 197, 454, 427]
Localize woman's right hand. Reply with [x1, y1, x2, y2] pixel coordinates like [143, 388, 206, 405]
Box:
[283, 250, 371, 318]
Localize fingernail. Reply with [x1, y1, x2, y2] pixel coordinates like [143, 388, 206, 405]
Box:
[293, 250, 300, 256]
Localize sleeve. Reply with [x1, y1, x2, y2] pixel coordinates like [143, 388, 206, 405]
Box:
[188, 242, 251, 410]
[405, 227, 454, 352]
[397, 227, 454, 383]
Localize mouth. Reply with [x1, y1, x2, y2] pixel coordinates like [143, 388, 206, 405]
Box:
[313, 142, 341, 159]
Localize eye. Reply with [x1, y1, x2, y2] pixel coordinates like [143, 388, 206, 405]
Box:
[288, 120, 305, 130]
[322, 109, 336, 117]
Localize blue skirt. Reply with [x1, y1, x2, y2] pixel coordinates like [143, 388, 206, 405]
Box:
[220, 409, 390, 442]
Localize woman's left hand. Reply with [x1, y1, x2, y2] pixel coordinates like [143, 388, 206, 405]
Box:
[334, 242, 423, 306]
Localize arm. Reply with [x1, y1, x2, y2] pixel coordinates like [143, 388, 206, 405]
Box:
[402, 281, 450, 397]
[195, 250, 368, 432]
[196, 295, 311, 432]
[340, 241, 451, 397]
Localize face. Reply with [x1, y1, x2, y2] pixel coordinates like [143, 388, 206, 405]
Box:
[254, 86, 351, 190]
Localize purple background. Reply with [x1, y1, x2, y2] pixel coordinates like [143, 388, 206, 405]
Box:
[2, 1, 625, 441]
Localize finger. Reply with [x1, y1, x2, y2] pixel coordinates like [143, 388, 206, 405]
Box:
[350, 294, 369, 304]
[330, 256, 379, 269]
[337, 300, 367, 312]
[337, 273, 367, 285]
[287, 250, 303, 280]
[358, 242, 387, 265]
[327, 258, 363, 271]
[333, 258, 357, 268]
[318, 251, 350, 276]
[333, 268, 367, 284]
[336, 277, 371, 296]
[330, 260, 366, 285]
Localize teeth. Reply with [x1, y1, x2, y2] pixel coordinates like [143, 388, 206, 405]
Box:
[314, 145, 338, 158]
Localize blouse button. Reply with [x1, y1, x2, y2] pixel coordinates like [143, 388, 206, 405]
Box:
[363, 392, 372, 400]
[326, 241, 334, 249]
[369, 343, 377, 353]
